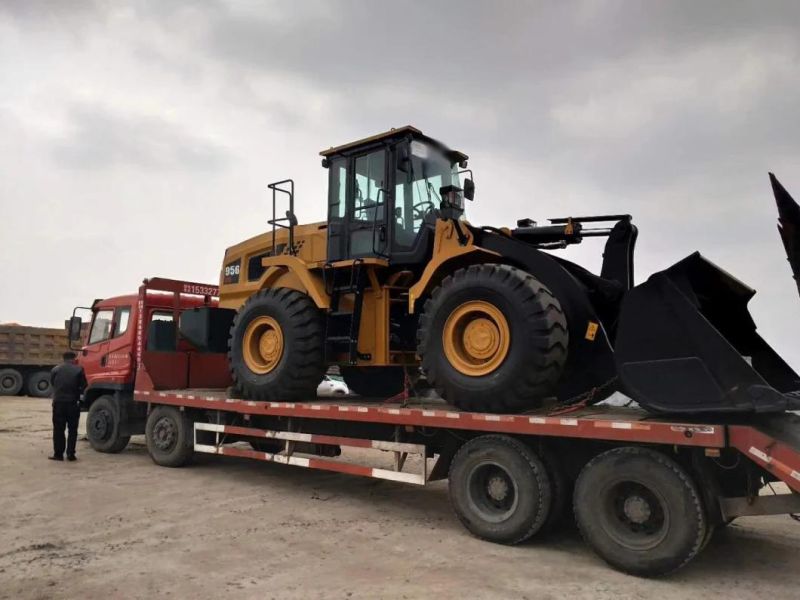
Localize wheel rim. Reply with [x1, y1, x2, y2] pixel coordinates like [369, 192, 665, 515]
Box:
[242, 316, 284, 374]
[152, 416, 177, 452]
[36, 379, 50, 392]
[466, 461, 519, 523]
[1, 376, 14, 390]
[89, 408, 113, 442]
[443, 301, 510, 376]
[599, 480, 669, 550]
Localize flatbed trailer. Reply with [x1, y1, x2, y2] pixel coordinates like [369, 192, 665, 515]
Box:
[80, 278, 800, 577]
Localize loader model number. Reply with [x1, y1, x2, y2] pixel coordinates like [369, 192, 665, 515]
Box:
[223, 261, 241, 285]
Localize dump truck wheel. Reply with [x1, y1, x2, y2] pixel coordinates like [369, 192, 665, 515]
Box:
[448, 435, 551, 544]
[87, 395, 130, 453]
[146, 405, 193, 467]
[574, 447, 707, 577]
[418, 264, 568, 412]
[341, 366, 404, 398]
[0, 368, 23, 396]
[229, 288, 325, 401]
[26, 371, 52, 398]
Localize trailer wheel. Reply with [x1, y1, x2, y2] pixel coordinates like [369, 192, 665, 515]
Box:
[341, 366, 404, 398]
[417, 264, 568, 412]
[229, 288, 325, 401]
[26, 371, 52, 398]
[448, 435, 551, 544]
[0, 368, 23, 396]
[574, 447, 707, 577]
[146, 405, 194, 467]
[86, 395, 131, 453]
[538, 446, 570, 534]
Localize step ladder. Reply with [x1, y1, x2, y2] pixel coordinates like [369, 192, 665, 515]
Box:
[323, 259, 367, 364]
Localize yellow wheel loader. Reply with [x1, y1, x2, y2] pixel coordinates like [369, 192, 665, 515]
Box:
[217, 126, 800, 415]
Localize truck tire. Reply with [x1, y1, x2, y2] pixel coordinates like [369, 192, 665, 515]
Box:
[26, 370, 52, 398]
[0, 368, 23, 396]
[87, 395, 130, 453]
[228, 288, 325, 401]
[574, 446, 707, 577]
[448, 435, 551, 545]
[341, 366, 404, 398]
[146, 405, 194, 467]
[417, 264, 568, 413]
[538, 445, 570, 534]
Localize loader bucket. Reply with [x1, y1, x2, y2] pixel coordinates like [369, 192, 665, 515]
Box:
[614, 252, 800, 414]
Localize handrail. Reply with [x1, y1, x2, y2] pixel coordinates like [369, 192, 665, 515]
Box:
[267, 179, 296, 256]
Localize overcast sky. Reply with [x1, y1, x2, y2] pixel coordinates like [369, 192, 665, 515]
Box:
[2, 0, 800, 366]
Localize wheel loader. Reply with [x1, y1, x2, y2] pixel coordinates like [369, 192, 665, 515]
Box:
[217, 126, 800, 415]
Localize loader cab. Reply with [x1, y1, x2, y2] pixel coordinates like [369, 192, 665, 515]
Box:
[322, 126, 471, 266]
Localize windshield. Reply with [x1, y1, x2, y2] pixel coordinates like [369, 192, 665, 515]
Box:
[407, 140, 460, 205]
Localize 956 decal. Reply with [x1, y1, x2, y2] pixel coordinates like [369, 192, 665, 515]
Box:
[223, 260, 241, 284]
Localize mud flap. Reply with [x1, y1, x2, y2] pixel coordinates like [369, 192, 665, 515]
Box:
[614, 253, 800, 414]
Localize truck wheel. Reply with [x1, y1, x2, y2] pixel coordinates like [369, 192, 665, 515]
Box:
[341, 366, 404, 398]
[538, 446, 570, 534]
[448, 435, 551, 544]
[87, 395, 130, 453]
[146, 405, 194, 467]
[229, 288, 325, 401]
[574, 447, 707, 577]
[417, 264, 568, 412]
[0, 368, 23, 396]
[26, 371, 52, 398]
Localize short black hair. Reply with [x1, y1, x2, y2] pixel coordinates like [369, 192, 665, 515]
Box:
[63, 351, 77, 361]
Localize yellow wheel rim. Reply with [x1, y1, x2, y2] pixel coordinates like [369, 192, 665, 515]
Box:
[442, 300, 510, 376]
[242, 316, 284, 374]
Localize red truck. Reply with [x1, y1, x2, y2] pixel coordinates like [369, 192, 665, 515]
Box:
[70, 277, 800, 577]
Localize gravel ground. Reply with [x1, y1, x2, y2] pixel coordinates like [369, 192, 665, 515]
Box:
[1, 396, 799, 600]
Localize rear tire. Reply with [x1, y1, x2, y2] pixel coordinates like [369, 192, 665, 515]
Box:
[574, 447, 707, 577]
[448, 435, 551, 544]
[146, 405, 194, 467]
[341, 366, 404, 398]
[0, 368, 23, 396]
[417, 264, 568, 413]
[87, 395, 130, 453]
[228, 288, 325, 401]
[27, 371, 52, 398]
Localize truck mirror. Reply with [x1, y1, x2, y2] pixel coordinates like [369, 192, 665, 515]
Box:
[464, 178, 475, 201]
[68, 316, 83, 341]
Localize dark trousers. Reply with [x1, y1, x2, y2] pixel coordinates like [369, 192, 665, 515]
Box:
[52, 401, 80, 458]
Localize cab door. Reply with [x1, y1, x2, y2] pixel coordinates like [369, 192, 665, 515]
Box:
[81, 308, 114, 387]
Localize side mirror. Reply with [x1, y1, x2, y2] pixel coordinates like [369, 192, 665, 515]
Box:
[464, 178, 475, 201]
[68, 316, 83, 341]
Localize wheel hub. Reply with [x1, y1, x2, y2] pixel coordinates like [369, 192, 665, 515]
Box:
[242, 316, 284, 374]
[152, 417, 177, 451]
[1, 376, 12, 389]
[36, 379, 49, 392]
[90, 408, 112, 441]
[443, 301, 510, 377]
[487, 475, 510, 502]
[623, 495, 651, 524]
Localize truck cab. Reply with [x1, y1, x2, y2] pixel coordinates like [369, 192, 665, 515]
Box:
[68, 278, 226, 452]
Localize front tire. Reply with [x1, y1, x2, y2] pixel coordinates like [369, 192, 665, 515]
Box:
[229, 288, 325, 401]
[418, 264, 568, 412]
[87, 395, 130, 453]
[574, 447, 707, 577]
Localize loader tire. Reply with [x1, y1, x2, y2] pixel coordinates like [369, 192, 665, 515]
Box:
[228, 288, 325, 401]
[87, 395, 130, 453]
[0, 368, 23, 396]
[146, 405, 194, 467]
[417, 264, 568, 412]
[27, 370, 52, 398]
[341, 366, 405, 398]
[574, 447, 707, 577]
[448, 435, 552, 544]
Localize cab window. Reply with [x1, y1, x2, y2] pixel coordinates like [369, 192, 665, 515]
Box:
[88, 309, 114, 345]
[114, 307, 131, 338]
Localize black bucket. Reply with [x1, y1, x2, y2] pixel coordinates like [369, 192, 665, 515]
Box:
[614, 252, 800, 414]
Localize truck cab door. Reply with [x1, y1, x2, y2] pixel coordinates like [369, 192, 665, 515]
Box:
[81, 308, 114, 387]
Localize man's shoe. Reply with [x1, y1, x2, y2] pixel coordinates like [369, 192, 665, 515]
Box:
[67, 455, 77, 462]
[48, 455, 63, 461]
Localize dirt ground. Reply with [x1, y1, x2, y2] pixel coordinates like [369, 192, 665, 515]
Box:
[1, 397, 800, 600]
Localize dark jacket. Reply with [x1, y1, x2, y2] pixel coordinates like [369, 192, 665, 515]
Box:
[50, 362, 87, 403]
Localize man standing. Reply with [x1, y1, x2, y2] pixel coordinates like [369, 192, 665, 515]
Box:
[49, 351, 87, 462]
